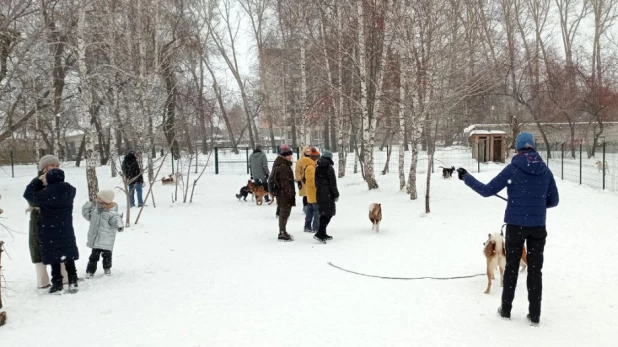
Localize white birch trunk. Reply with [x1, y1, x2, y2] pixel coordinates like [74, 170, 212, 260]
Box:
[110, 126, 118, 177]
[336, 4, 346, 178]
[359, 0, 390, 189]
[52, 114, 59, 156]
[406, 122, 418, 200]
[357, 0, 370, 182]
[398, 66, 406, 191]
[77, 5, 98, 201]
[300, 41, 308, 145]
[34, 87, 40, 162]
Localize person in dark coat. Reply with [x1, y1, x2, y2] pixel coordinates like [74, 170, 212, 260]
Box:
[457, 132, 559, 325]
[23, 168, 80, 294]
[268, 144, 296, 241]
[314, 150, 339, 243]
[27, 154, 60, 289]
[122, 150, 144, 207]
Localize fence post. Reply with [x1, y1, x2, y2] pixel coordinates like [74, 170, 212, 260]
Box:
[561, 143, 564, 180]
[246, 147, 250, 174]
[602, 141, 606, 190]
[10, 150, 14, 178]
[579, 143, 582, 185]
[214, 147, 219, 175]
[477, 142, 481, 173]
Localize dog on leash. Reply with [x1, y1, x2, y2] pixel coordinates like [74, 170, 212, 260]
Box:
[235, 180, 257, 201]
[483, 233, 506, 294]
[596, 160, 610, 174]
[439, 166, 455, 179]
[368, 203, 382, 232]
[483, 232, 529, 294]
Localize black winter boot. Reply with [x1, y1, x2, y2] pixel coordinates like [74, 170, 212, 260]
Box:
[527, 314, 540, 326]
[278, 231, 293, 242]
[497, 306, 510, 319]
[48, 284, 64, 295]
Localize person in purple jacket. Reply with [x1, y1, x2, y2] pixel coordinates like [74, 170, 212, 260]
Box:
[457, 132, 559, 326]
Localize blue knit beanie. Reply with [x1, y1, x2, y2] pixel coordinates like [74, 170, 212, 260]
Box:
[321, 150, 333, 159]
[515, 132, 535, 150]
[45, 168, 65, 185]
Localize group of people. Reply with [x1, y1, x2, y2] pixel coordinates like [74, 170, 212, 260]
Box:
[249, 144, 339, 243]
[250, 132, 559, 326]
[23, 133, 557, 325]
[24, 151, 145, 294]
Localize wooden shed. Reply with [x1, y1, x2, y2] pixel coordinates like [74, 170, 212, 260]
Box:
[469, 130, 507, 163]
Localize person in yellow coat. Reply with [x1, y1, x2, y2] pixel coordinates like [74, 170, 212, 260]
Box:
[295, 146, 314, 212]
[303, 148, 320, 232]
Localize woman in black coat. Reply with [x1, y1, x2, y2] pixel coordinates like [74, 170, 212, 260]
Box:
[314, 151, 339, 243]
[23, 168, 79, 294]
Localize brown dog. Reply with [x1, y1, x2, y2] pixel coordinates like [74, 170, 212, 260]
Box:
[253, 186, 274, 206]
[162, 174, 175, 185]
[368, 203, 382, 232]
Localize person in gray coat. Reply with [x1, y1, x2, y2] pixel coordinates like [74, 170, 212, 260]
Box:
[82, 189, 124, 278]
[249, 144, 271, 202]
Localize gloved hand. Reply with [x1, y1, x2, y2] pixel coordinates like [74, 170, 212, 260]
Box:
[297, 181, 302, 190]
[250, 176, 253, 180]
[456, 168, 468, 180]
[334, 197, 339, 202]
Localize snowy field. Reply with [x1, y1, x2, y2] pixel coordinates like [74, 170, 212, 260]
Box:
[0, 156, 616, 346]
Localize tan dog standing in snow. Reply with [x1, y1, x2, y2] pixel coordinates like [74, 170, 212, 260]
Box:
[368, 203, 382, 232]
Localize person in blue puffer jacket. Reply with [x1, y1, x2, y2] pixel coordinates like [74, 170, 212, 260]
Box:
[456, 132, 559, 326]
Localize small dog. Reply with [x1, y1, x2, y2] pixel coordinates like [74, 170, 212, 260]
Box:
[162, 174, 175, 185]
[368, 203, 382, 232]
[253, 186, 274, 205]
[162, 172, 183, 185]
[596, 160, 610, 174]
[439, 166, 455, 179]
[235, 180, 257, 201]
[483, 233, 506, 294]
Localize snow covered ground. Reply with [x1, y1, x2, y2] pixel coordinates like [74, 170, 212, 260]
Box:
[0, 158, 616, 346]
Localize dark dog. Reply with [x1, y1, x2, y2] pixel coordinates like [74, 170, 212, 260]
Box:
[235, 180, 257, 201]
[439, 166, 455, 179]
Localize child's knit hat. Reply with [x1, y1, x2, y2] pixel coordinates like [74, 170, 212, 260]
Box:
[97, 190, 115, 204]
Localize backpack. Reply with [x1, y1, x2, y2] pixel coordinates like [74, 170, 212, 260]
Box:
[268, 167, 280, 196]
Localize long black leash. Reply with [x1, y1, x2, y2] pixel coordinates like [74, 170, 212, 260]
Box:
[494, 194, 507, 201]
[327, 262, 486, 281]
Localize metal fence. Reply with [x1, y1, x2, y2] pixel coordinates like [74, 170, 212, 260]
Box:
[537, 142, 618, 192]
[213, 145, 504, 176]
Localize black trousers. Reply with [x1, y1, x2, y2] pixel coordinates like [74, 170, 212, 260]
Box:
[86, 248, 113, 274]
[502, 224, 547, 318]
[316, 215, 333, 238]
[303, 196, 308, 207]
[51, 260, 77, 286]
